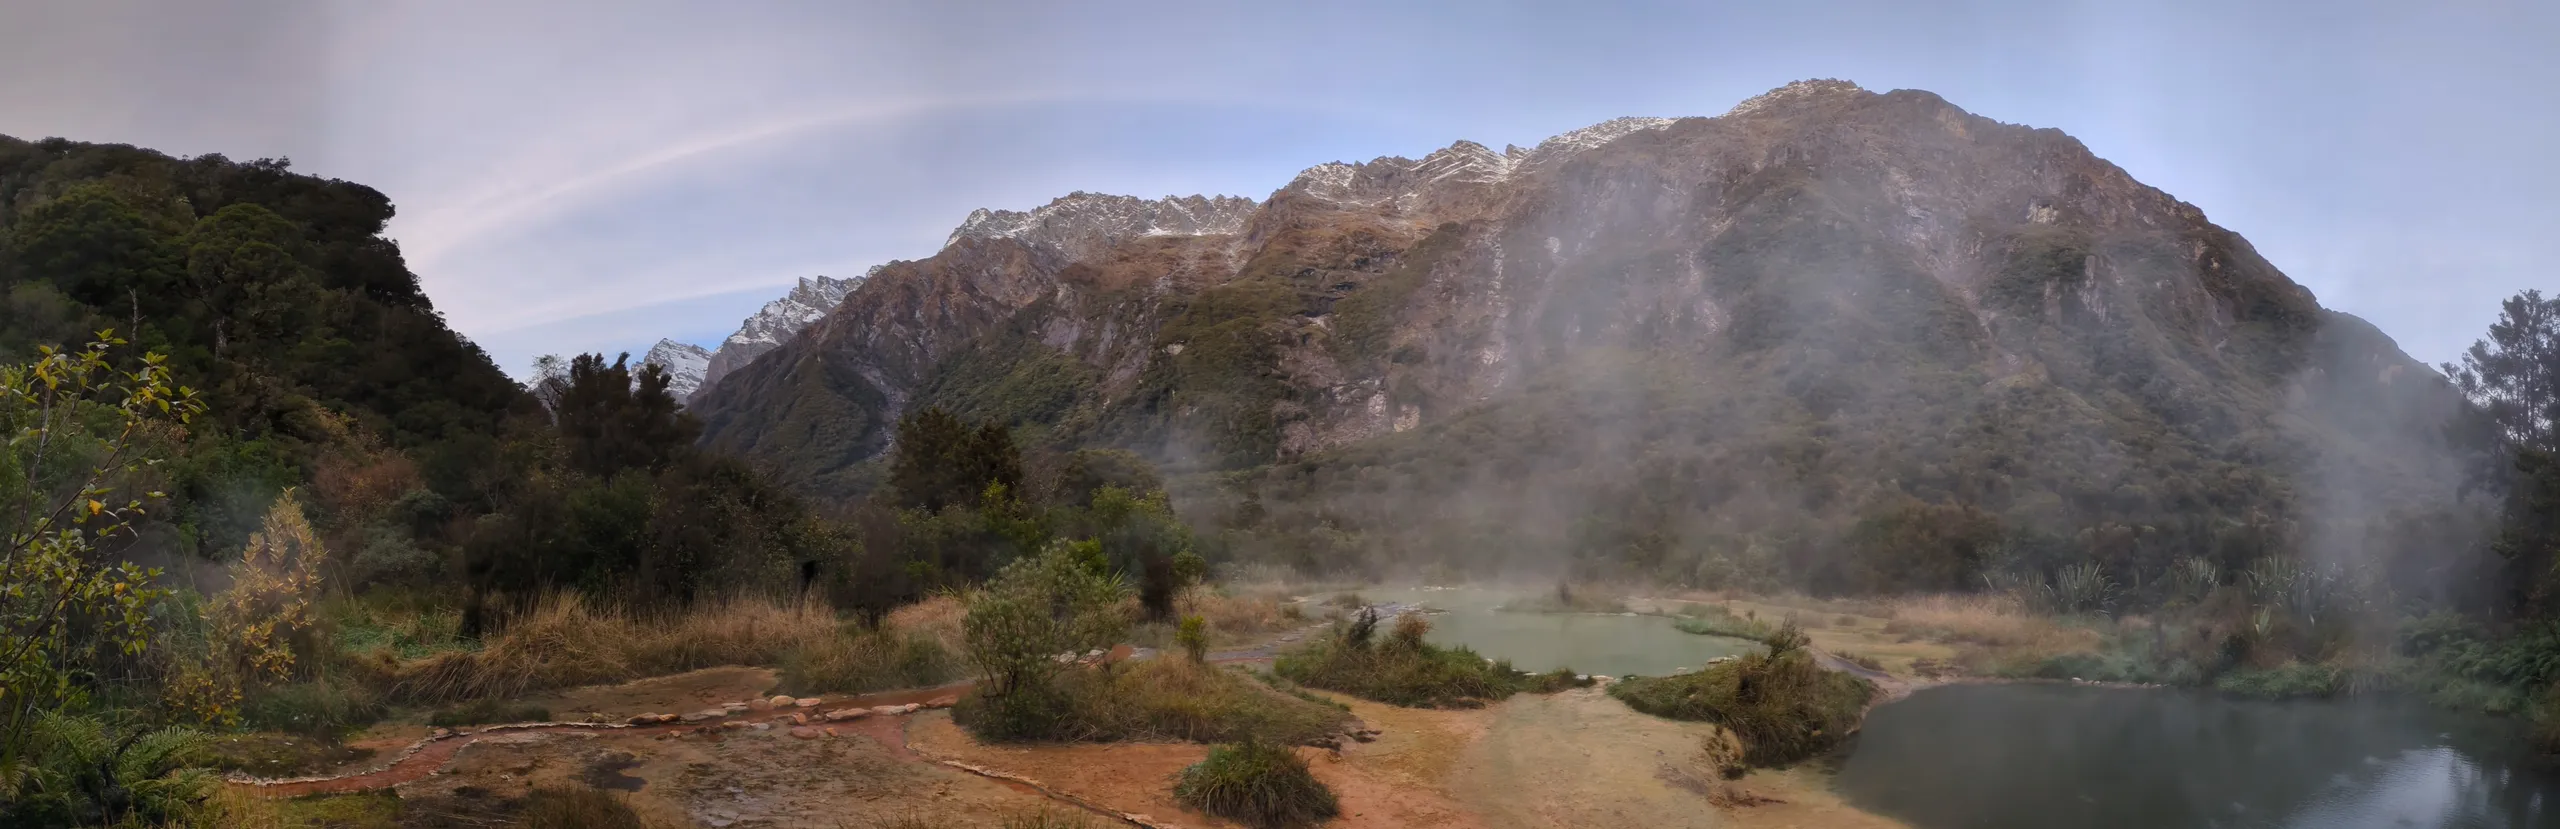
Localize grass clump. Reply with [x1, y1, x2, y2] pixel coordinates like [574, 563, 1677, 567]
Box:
[778, 624, 962, 695]
[1609, 623, 1874, 768]
[957, 658, 1352, 745]
[519, 786, 651, 829]
[1274, 611, 1589, 708]
[426, 698, 553, 727]
[1673, 604, 1776, 640]
[1174, 740, 1341, 829]
[2215, 662, 2346, 700]
[390, 592, 836, 703]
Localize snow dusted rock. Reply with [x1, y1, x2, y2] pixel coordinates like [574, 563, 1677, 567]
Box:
[683, 273, 866, 398]
[640, 340, 711, 401]
[945, 192, 1258, 262]
[769, 695, 796, 707]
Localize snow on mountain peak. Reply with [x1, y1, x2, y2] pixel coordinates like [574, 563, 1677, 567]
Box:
[1724, 79, 1868, 119]
[642, 339, 712, 401]
[944, 192, 1259, 256]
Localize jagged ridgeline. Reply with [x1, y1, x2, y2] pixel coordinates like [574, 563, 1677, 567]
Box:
[692, 81, 2469, 590]
[0, 135, 525, 551]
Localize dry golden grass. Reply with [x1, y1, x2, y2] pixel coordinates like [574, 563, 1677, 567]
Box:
[391, 592, 835, 703]
[1177, 586, 1299, 644]
[886, 594, 967, 652]
[1880, 593, 2099, 655]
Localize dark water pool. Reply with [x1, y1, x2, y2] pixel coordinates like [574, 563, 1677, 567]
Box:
[1835, 683, 2560, 829]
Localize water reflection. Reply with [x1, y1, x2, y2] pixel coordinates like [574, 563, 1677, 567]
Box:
[1836, 684, 2559, 829]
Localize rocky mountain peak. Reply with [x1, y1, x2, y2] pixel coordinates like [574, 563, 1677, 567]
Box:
[641, 339, 712, 400]
[943, 192, 1260, 262]
[1722, 78, 1869, 118]
[692, 272, 867, 398]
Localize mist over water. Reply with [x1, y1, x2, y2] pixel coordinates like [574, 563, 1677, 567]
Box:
[1836, 684, 2560, 829]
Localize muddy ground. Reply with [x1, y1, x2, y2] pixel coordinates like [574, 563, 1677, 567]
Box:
[276, 678, 1910, 828]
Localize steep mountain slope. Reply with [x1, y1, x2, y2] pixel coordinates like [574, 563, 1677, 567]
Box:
[690, 80, 2465, 586]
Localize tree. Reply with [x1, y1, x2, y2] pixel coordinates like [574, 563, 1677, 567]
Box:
[2448, 289, 2560, 455]
[180, 203, 308, 359]
[2447, 290, 2560, 615]
[888, 407, 1022, 512]
[554, 353, 695, 478]
[1, 184, 184, 320]
[0, 336, 199, 781]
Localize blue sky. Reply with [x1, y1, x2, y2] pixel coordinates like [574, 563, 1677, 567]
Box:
[2, 0, 2552, 377]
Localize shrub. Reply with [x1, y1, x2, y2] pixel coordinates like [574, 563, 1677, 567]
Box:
[427, 698, 554, 727]
[959, 658, 1350, 745]
[1, 712, 216, 828]
[1610, 625, 1874, 767]
[1174, 741, 1340, 829]
[1273, 613, 1587, 708]
[955, 542, 1133, 740]
[1178, 615, 1210, 664]
[779, 625, 961, 695]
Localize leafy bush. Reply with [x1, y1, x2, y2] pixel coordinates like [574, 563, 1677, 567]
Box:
[0, 712, 215, 828]
[1273, 612, 1587, 708]
[1610, 625, 1873, 767]
[957, 541, 1132, 739]
[1177, 615, 1210, 663]
[1174, 740, 1340, 829]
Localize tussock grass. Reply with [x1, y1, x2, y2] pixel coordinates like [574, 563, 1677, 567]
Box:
[777, 625, 962, 695]
[957, 658, 1352, 744]
[1274, 612, 1589, 708]
[1174, 741, 1340, 829]
[1673, 604, 1777, 640]
[388, 592, 835, 703]
[1610, 630, 1873, 768]
[1878, 593, 2098, 653]
[886, 594, 967, 651]
[1178, 586, 1299, 643]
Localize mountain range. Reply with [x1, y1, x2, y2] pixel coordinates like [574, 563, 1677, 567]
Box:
[672, 79, 2466, 584]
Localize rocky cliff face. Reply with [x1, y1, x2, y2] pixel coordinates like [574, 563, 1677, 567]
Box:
[690, 80, 2464, 583]
[694, 274, 866, 397]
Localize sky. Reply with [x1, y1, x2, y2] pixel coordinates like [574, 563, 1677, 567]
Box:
[1, 0, 2552, 379]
